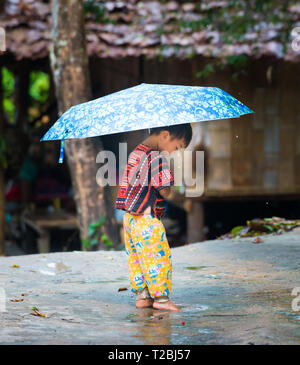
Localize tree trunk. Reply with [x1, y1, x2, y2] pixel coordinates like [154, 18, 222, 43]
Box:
[50, 0, 119, 249]
[0, 65, 6, 256]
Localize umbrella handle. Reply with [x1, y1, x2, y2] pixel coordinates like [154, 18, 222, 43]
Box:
[58, 139, 65, 164]
[58, 128, 71, 163]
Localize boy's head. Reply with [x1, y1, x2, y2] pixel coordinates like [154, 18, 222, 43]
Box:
[148, 123, 193, 154]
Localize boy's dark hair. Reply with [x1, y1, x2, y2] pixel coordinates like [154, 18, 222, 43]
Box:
[149, 123, 193, 147]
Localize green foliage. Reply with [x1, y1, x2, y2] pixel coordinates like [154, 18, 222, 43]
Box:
[2, 67, 15, 123]
[2, 67, 14, 96]
[83, 0, 116, 24]
[231, 225, 245, 236]
[29, 71, 49, 103]
[196, 63, 215, 79]
[156, 25, 164, 37]
[81, 215, 113, 250]
[264, 224, 274, 232]
[157, 0, 297, 79]
[101, 234, 113, 248]
[2, 69, 50, 125]
[226, 54, 248, 69]
[28, 71, 50, 123]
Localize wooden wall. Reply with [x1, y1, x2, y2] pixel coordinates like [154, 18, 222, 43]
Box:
[90, 56, 300, 198]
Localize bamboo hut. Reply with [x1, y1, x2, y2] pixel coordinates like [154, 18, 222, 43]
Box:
[1, 0, 300, 245]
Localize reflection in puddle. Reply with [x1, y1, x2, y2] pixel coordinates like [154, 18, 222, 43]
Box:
[39, 262, 71, 276]
[47, 262, 70, 270]
[201, 274, 221, 279]
[180, 304, 210, 313]
[197, 328, 212, 334]
[65, 277, 128, 284]
[39, 270, 56, 276]
[281, 311, 300, 322]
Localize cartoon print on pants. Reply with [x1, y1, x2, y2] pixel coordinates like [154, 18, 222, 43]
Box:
[123, 212, 172, 298]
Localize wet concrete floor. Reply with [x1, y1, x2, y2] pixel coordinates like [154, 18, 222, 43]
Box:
[0, 229, 299, 344]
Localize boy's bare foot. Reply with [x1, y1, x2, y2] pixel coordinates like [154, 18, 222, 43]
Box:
[153, 300, 181, 311]
[135, 298, 154, 308]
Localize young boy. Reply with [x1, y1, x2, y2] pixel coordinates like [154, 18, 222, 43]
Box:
[116, 124, 193, 311]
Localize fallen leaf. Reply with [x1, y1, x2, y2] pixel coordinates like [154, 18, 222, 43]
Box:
[118, 287, 128, 292]
[21, 293, 28, 296]
[253, 237, 264, 243]
[11, 264, 20, 268]
[30, 307, 48, 318]
[10, 298, 24, 302]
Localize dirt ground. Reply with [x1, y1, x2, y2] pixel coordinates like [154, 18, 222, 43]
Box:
[0, 229, 299, 345]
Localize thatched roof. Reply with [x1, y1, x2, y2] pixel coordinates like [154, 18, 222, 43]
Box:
[0, 0, 299, 62]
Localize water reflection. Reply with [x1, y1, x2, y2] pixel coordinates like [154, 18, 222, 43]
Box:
[133, 308, 172, 345]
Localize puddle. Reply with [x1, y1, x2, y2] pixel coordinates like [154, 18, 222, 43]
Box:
[66, 277, 128, 284]
[197, 328, 213, 334]
[180, 304, 210, 313]
[281, 311, 300, 322]
[201, 274, 222, 279]
[125, 313, 136, 322]
[47, 262, 70, 271]
[82, 279, 119, 284]
[39, 270, 56, 276]
[38, 262, 71, 276]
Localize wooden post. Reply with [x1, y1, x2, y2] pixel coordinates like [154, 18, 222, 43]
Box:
[0, 64, 6, 256]
[37, 229, 51, 254]
[186, 199, 205, 243]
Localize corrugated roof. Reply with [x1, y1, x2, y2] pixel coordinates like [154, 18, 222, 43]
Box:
[0, 0, 299, 61]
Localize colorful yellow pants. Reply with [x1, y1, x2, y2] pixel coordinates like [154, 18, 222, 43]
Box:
[123, 212, 172, 299]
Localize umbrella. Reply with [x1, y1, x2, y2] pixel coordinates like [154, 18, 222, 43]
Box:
[40, 83, 254, 163]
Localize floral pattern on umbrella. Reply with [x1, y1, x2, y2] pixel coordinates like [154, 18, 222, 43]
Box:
[40, 83, 254, 163]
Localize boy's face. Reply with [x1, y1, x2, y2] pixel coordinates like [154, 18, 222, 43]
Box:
[158, 131, 187, 154]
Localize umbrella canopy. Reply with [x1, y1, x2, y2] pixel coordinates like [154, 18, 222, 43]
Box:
[40, 83, 254, 163]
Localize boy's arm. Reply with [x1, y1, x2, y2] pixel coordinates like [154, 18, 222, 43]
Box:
[150, 153, 174, 197]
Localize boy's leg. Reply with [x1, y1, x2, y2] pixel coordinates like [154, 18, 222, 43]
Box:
[123, 213, 152, 307]
[132, 215, 173, 300]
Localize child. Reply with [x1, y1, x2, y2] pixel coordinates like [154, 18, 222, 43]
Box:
[116, 124, 193, 311]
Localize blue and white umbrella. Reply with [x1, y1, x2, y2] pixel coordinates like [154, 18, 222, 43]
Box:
[40, 83, 254, 163]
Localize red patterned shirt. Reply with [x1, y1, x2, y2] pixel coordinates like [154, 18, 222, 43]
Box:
[115, 143, 174, 219]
